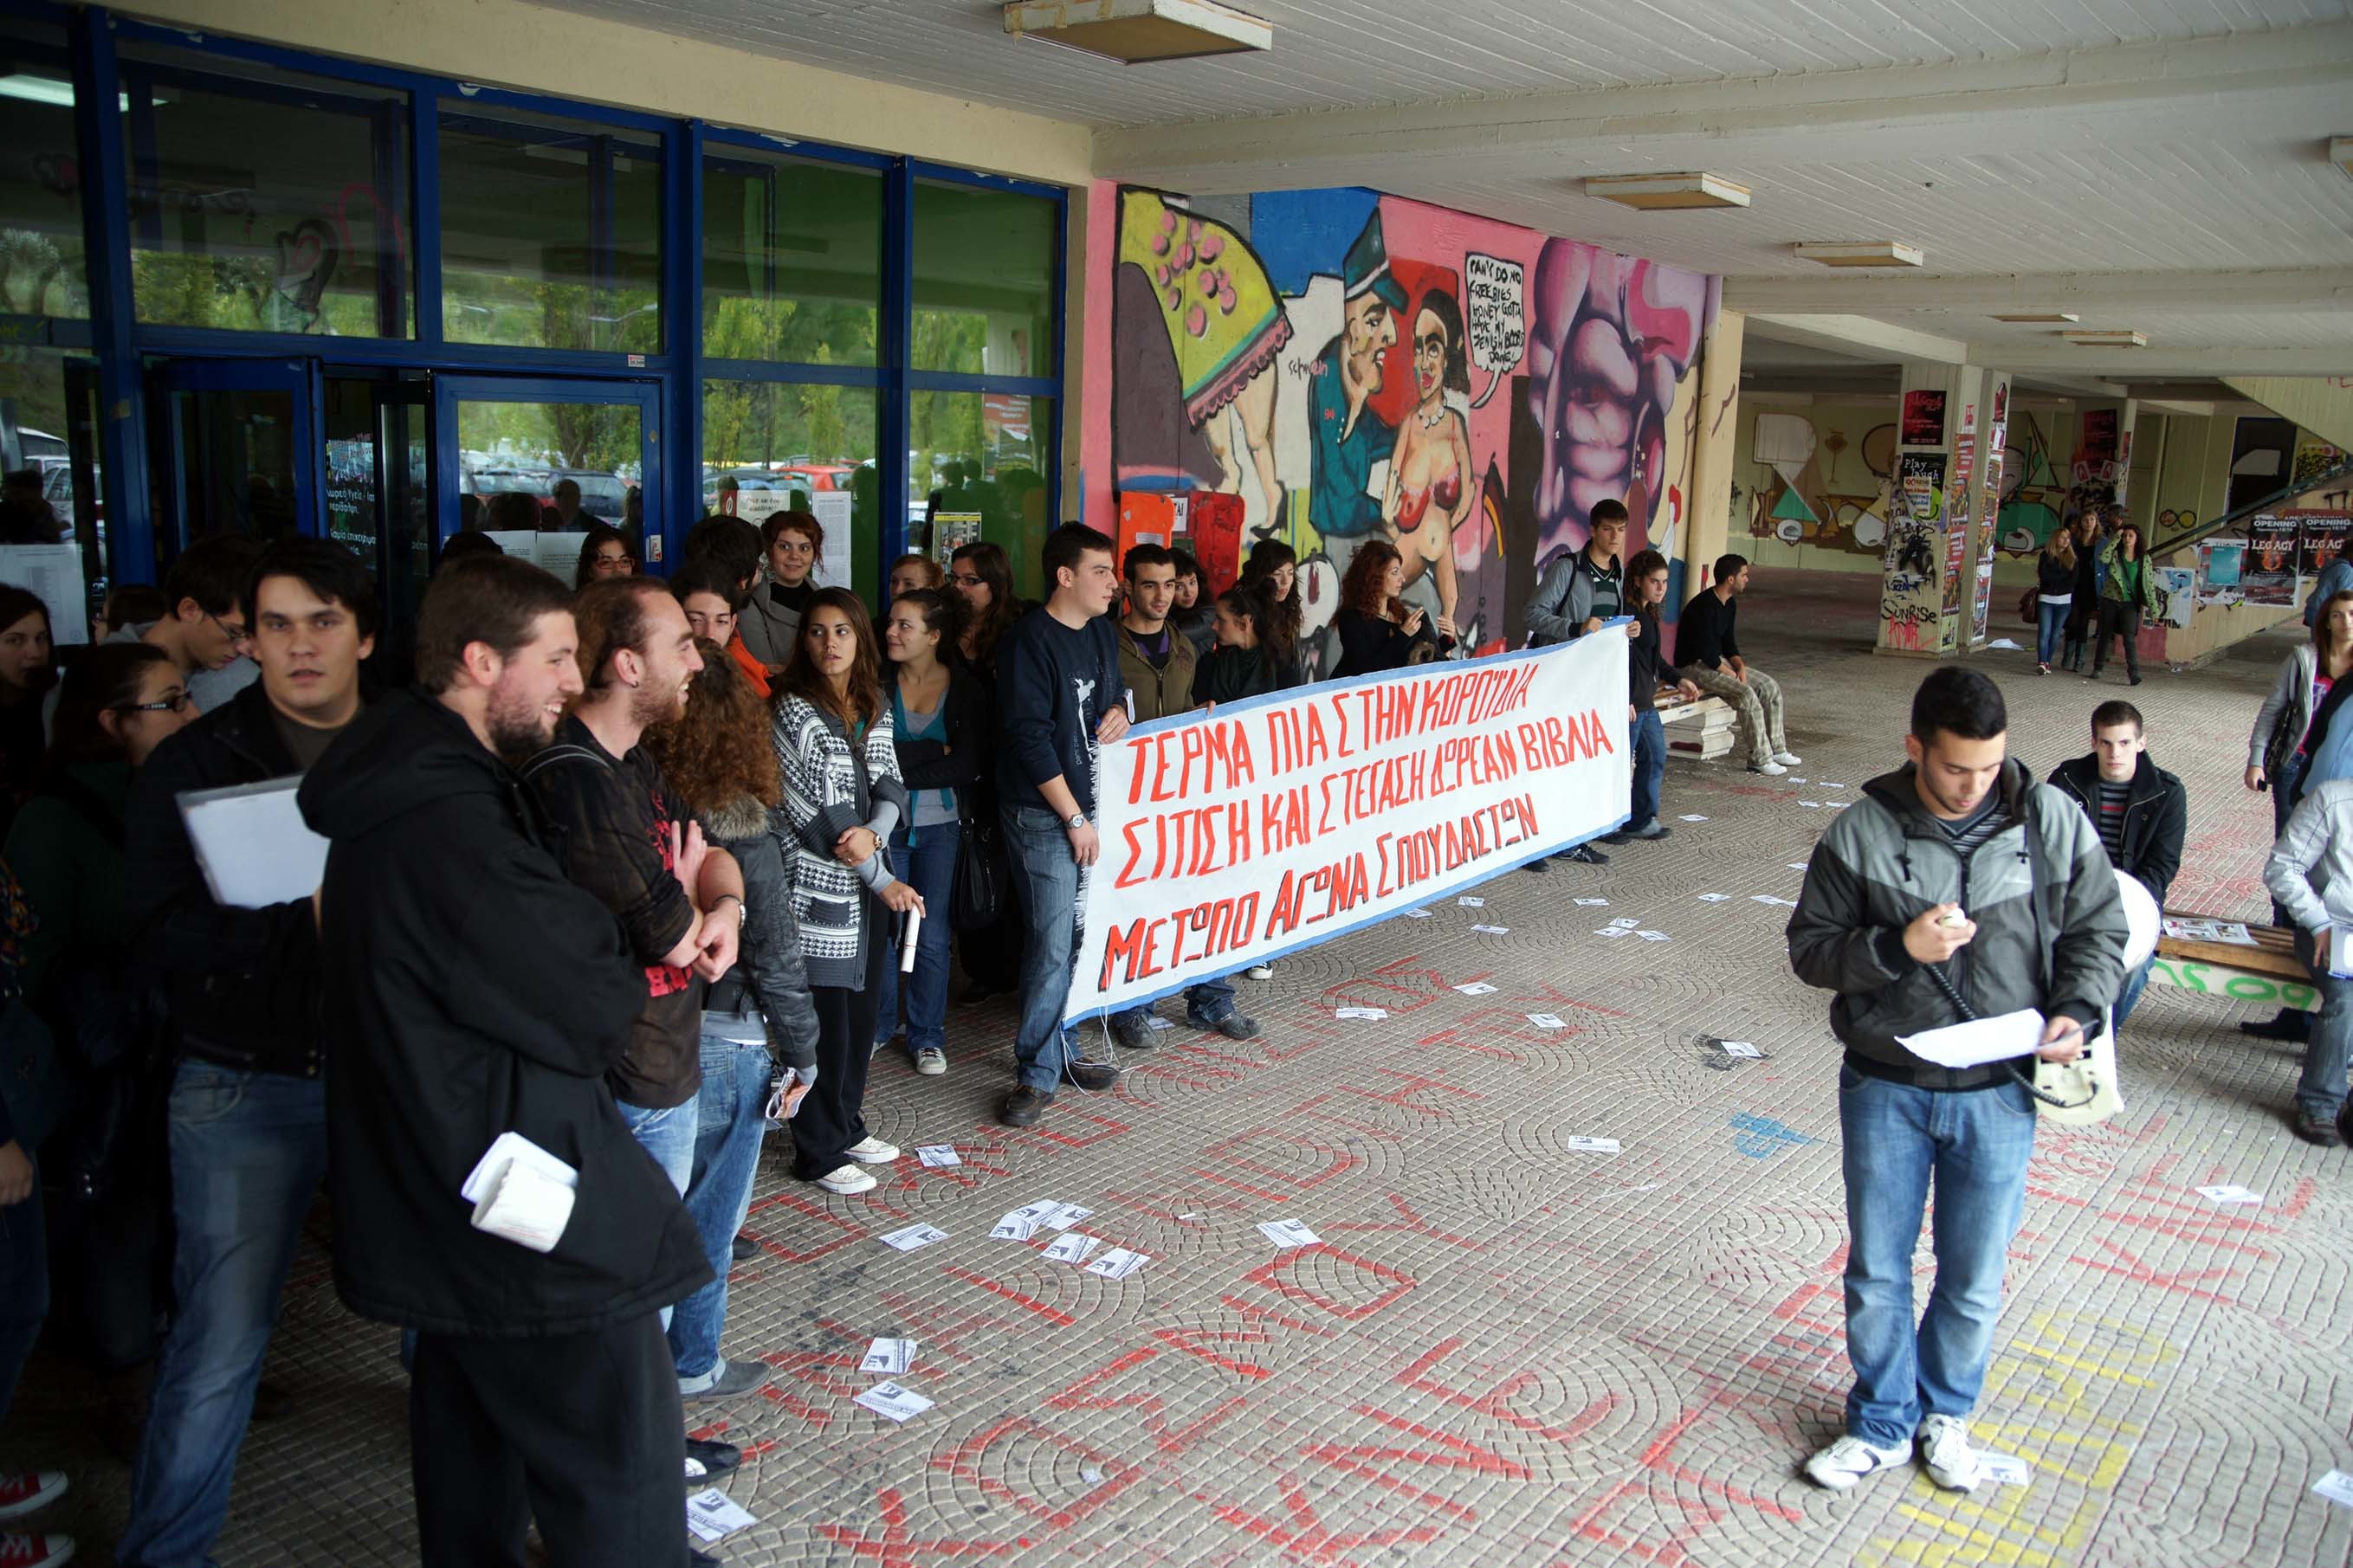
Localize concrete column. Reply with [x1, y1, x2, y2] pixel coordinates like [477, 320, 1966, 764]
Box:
[1680, 307, 1743, 615]
[1959, 371, 2011, 648]
[1878, 361, 1984, 658]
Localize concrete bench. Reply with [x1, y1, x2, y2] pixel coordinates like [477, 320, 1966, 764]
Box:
[2154, 913, 2317, 1012]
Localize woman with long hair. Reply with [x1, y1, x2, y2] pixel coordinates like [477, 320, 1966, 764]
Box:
[771, 588, 922, 1195]
[1380, 289, 1471, 637]
[2059, 509, 2103, 672]
[2034, 526, 2078, 674]
[875, 589, 987, 1078]
[2088, 517, 2162, 685]
[948, 540, 1023, 681]
[3, 643, 192, 1543]
[1237, 540, 1303, 683]
[642, 641, 819, 1395]
[1197, 577, 1300, 706]
[0, 587, 54, 839]
[572, 523, 637, 589]
[1329, 540, 1451, 678]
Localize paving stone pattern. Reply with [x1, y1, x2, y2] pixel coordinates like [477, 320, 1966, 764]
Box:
[12, 575, 2353, 1565]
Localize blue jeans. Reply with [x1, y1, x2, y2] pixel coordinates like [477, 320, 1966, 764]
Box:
[872, 821, 960, 1057]
[2036, 600, 2069, 665]
[2114, 956, 2151, 1026]
[1837, 1066, 2037, 1448]
[1630, 709, 1665, 829]
[616, 1097, 696, 1332]
[119, 1061, 328, 1568]
[1004, 803, 1088, 1092]
[669, 1028, 772, 1391]
[0, 1168, 44, 1427]
[2296, 928, 2351, 1119]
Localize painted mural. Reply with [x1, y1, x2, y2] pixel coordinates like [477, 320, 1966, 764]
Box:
[1992, 407, 2130, 555]
[1740, 406, 1897, 556]
[1109, 187, 1718, 669]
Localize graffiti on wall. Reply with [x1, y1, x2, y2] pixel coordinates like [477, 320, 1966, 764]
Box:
[1993, 409, 2127, 556]
[1741, 409, 1896, 555]
[1111, 188, 1717, 668]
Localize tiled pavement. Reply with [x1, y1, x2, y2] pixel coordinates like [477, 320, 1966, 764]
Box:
[11, 572, 2352, 1566]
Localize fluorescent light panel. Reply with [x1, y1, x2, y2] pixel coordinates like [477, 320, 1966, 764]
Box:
[1990, 312, 2080, 323]
[1002, 0, 1272, 64]
[2063, 329, 2149, 347]
[1584, 171, 1751, 210]
[1794, 241, 1923, 268]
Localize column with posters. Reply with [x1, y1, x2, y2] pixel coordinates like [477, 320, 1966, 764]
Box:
[2244, 514, 2300, 607]
[1064, 630, 1630, 1025]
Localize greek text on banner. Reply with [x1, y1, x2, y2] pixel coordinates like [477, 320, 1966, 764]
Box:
[1064, 629, 1632, 1024]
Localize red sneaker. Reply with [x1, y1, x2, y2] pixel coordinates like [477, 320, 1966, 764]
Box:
[0, 1531, 74, 1567]
[0, 1474, 64, 1523]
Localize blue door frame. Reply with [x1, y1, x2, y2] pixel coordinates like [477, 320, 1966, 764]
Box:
[149, 355, 326, 558]
[432, 374, 664, 562]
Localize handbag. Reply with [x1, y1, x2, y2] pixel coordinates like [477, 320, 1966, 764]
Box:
[950, 795, 1007, 931]
[2017, 585, 2039, 627]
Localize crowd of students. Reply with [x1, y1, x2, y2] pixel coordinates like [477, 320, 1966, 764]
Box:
[0, 486, 2304, 1559]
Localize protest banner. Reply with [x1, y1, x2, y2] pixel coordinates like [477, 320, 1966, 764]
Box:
[1063, 629, 1630, 1024]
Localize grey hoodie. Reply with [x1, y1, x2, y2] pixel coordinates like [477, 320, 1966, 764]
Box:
[1786, 758, 2127, 1088]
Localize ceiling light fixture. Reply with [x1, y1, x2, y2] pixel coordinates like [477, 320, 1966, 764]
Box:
[2063, 329, 2149, 347]
[1990, 312, 2080, 323]
[1794, 241, 1923, 268]
[1002, 0, 1271, 64]
[1584, 172, 1751, 210]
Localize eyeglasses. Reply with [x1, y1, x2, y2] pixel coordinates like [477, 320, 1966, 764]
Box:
[951, 574, 984, 588]
[208, 611, 250, 643]
[120, 691, 195, 714]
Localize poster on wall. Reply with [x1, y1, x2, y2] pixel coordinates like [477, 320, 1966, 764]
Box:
[932, 510, 982, 568]
[2156, 566, 2195, 629]
[2245, 513, 2300, 607]
[2298, 513, 2350, 578]
[809, 490, 855, 590]
[1972, 558, 1994, 642]
[1901, 390, 1949, 448]
[2198, 539, 2246, 607]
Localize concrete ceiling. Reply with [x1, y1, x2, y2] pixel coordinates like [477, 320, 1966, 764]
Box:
[526, 0, 2353, 381]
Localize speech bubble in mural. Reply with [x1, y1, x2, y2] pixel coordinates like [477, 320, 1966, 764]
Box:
[1464, 253, 1525, 410]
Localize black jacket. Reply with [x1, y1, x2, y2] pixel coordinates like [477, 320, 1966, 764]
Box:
[2048, 752, 2188, 908]
[887, 660, 990, 810]
[1196, 642, 1299, 705]
[126, 678, 333, 1078]
[2037, 552, 2077, 597]
[299, 691, 710, 1336]
[1628, 610, 1685, 710]
[1329, 605, 1446, 678]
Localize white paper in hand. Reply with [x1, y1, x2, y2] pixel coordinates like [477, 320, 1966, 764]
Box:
[1897, 1008, 2046, 1069]
[461, 1132, 577, 1205]
[177, 779, 330, 910]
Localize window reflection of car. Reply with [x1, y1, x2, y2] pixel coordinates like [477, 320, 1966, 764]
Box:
[776, 463, 853, 494]
[469, 466, 553, 500]
[550, 468, 627, 523]
[38, 461, 84, 541]
[700, 468, 784, 512]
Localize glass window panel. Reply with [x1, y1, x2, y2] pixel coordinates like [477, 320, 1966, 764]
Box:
[440, 108, 662, 354]
[701, 378, 878, 600]
[908, 390, 1052, 600]
[0, 19, 87, 319]
[911, 179, 1056, 379]
[456, 397, 644, 564]
[124, 48, 412, 336]
[702, 151, 880, 367]
[0, 346, 103, 641]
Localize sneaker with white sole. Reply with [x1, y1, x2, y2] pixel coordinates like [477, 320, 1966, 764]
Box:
[844, 1137, 900, 1163]
[1916, 1414, 1979, 1491]
[814, 1164, 876, 1195]
[1244, 963, 1275, 980]
[1802, 1433, 1910, 1490]
[0, 1474, 66, 1523]
[1749, 759, 1788, 777]
[1772, 751, 1802, 766]
[0, 1532, 74, 1568]
[913, 1047, 947, 1076]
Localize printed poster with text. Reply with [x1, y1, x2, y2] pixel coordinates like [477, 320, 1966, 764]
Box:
[1065, 632, 1631, 1024]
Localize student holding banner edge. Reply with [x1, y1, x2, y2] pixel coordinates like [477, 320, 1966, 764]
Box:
[996, 524, 1130, 1129]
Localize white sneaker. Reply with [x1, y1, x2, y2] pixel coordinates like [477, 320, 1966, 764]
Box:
[1802, 1433, 1910, 1490]
[1772, 751, 1803, 766]
[913, 1047, 947, 1077]
[844, 1137, 900, 1163]
[815, 1164, 876, 1195]
[0, 1533, 75, 1568]
[1749, 759, 1788, 777]
[0, 1473, 67, 1523]
[1916, 1414, 1979, 1491]
[1245, 963, 1276, 980]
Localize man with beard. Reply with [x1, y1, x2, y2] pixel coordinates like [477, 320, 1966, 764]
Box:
[1307, 210, 1406, 544]
[300, 556, 714, 1565]
[521, 579, 744, 1291]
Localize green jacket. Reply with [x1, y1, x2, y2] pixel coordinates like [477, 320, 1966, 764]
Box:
[2, 760, 132, 1003]
[2098, 540, 2163, 617]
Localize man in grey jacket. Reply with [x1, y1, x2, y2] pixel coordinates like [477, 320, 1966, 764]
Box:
[2263, 775, 2353, 1145]
[1787, 667, 2125, 1495]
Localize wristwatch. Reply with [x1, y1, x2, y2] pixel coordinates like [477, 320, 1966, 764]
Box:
[1065, 813, 1087, 831]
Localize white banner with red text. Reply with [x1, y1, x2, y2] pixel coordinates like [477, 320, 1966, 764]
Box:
[1063, 629, 1632, 1025]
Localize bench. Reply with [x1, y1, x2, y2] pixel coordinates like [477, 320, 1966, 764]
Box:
[2154, 913, 2317, 1012]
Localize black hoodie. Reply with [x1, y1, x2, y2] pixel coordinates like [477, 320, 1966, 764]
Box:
[298, 690, 710, 1336]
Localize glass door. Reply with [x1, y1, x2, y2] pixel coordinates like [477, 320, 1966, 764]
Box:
[148, 357, 323, 564]
[433, 376, 661, 584]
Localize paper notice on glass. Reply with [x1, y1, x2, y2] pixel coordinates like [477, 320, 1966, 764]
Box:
[1896, 1008, 2045, 1068]
[876, 1223, 949, 1252]
[860, 1337, 917, 1374]
[853, 1381, 934, 1423]
[1083, 1247, 1149, 1280]
[1043, 1232, 1102, 1264]
[686, 1488, 759, 1543]
[916, 1145, 960, 1167]
[178, 778, 330, 910]
[0, 543, 88, 646]
[1257, 1218, 1321, 1249]
[809, 490, 856, 587]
